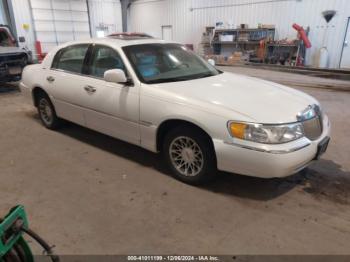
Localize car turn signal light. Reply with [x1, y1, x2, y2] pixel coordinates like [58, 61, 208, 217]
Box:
[229, 122, 247, 139]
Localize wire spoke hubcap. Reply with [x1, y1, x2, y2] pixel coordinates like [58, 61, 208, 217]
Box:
[169, 136, 204, 177]
[39, 99, 53, 125]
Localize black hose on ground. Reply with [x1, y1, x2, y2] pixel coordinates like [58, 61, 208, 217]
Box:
[4, 218, 60, 262]
[14, 243, 28, 262]
[21, 227, 60, 262]
[3, 248, 22, 262]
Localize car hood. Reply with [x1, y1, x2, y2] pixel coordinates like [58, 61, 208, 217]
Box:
[0, 47, 25, 55]
[152, 72, 318, 123]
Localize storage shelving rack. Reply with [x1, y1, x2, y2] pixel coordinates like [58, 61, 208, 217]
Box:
[211, 28, 276, 58]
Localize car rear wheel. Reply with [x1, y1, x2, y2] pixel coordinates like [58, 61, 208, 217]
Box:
[37, 94, 61, 129]
[163, 126, 216, 184]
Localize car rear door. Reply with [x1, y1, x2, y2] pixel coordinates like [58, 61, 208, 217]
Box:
[46, 44, 91, 126]
[79, 44, 140, 145]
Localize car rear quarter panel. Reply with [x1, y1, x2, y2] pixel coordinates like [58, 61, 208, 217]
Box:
[20, 64, 48, 103]
[20, 44, 61, 104]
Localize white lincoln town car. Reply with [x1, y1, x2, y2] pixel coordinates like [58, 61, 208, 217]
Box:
[20, 33, 331, 184]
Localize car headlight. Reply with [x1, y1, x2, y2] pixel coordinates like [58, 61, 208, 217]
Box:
[228, 121, 304, 144]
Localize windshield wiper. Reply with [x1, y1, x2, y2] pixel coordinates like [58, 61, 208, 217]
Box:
[146, 73, 215, 84]
[192, 73, 214, 79]
[147, 76, 194, 84]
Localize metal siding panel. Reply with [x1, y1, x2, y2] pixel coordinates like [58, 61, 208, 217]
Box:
[0, 0, 7, 24]
[73, 32, 91, 40]
[130, 0, 165, 38]
[34, 21, 55, 31]
[70, 1, 88, 11]
[51, 0, 70, 10]
[74, 22, 90, 32]
[11, 0, 37, 56]
[32, 9, 54, 20]
[87, 0, 123, 37]
[130, 0, 350, 68]
[56, 31, 74, 42]
[53, 10, 72, 21]
[71, 11, 89, 22]
[30, 0, 51, 8]
[28, 0, 91, 53]
[36, 31, 56, 42]
[54, 21, 73, 31]
[41, 43, 57, 53]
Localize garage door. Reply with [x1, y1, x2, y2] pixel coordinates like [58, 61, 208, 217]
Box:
[30, 0, 91, 53]
[0, 0, 9, 25]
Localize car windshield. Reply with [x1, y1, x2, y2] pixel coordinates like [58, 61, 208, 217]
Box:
[122, 43, 220, 84]
[0, 29, 12, 47]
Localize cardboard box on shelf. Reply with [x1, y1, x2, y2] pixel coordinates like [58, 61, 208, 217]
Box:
[204, 52, 248, 65]
[239, 24, 249, 29]
[261, 24, 275, 29]
[227, 55, 242, 65]
[219, 34, 234, 42]
[237, 32, 249, 41]
[217, 55, 227, 64]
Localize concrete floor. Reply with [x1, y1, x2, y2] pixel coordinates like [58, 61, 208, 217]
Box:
[1, 67, 350, 255]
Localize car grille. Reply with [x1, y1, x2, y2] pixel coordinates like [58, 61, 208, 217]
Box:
[0, 53, 27, 67]
[302, 114, 323, 140]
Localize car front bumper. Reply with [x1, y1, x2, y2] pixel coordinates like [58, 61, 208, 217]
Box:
[213, 115, 331, 178]
[0, 68, 22, 82]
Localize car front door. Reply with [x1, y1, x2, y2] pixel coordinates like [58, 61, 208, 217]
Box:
[47, 44, 91, 126]
[81, 44, 140, 145]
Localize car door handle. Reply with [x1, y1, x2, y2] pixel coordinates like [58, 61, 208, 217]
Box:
[46, 76, 55, 82]
[84, 85, 96, 93]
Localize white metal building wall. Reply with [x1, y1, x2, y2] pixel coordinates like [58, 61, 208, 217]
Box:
[128, 0, 350, 68]
[30, 0, 91, 53]
[88, 0, 123, 37]
[0, 0, 8, 24]
[11, 0, 37, 54]
[9, 0, 122, 56]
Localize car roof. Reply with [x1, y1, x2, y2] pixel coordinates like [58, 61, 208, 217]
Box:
[107, 32, 154, 40]
[42, 36, 180, 68]
[60, 37, 177, 49]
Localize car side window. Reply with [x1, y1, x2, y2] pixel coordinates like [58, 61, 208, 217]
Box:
[89, 45, 126, 78]
[52, 45, 89, 74]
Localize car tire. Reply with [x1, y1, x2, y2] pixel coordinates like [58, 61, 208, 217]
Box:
[37, 93, 61, 130]
[163, 126, 216, 185]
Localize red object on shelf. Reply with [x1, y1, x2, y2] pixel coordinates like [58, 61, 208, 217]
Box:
[292, 23, 311, 48]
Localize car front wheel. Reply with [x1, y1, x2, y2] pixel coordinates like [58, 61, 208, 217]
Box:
[163, 126, 216, 184]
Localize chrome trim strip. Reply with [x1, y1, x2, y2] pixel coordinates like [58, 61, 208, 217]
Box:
[139, 120, 154, 127]
[225, 141, 311, 154]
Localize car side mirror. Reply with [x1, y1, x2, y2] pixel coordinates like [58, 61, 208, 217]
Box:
[104, 69, 128, 84]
